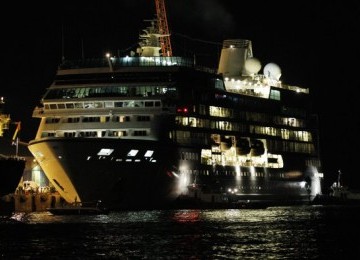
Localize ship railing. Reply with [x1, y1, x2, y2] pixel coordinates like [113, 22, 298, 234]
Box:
[59, 56, 202, 70]
[252, 75, 308, 93]
[281, 84, 309, 94]
[272, 82, 308, 94]
[226, 88, 267, 98]
[0, 153, 26, 160]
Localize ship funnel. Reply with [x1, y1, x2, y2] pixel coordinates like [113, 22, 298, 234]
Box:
[217, 39, 253, 77]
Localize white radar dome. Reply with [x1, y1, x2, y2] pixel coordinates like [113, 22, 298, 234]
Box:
[263, 63, 281, 80]
[244, 57, 261, 75]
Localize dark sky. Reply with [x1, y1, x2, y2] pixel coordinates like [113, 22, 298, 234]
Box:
[2, 0, 360, 189]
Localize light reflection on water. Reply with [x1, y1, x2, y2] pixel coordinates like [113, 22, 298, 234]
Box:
[1, 205, 359, 259]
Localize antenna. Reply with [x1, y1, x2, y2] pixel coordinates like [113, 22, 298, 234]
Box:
[61, 22, 65, 62]
[81, 37, 85, 60]
[337, 170, 342, 187]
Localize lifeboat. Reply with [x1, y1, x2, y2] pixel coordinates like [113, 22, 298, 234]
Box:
[250, 139, 265, 156]
[220, 136, 232, 151]
[236, 137, 250, 155]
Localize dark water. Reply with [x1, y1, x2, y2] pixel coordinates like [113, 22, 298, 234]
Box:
[1, 205, 360, 259]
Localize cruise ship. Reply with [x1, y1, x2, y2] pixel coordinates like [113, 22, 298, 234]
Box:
[0, 97, 25, 198]
[28, 19, 323, 209]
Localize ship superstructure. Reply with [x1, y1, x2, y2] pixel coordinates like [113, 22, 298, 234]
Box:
[28, 19, 323, 209]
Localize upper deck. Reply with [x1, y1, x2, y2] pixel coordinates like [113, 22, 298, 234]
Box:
[58, 56, 208, 72]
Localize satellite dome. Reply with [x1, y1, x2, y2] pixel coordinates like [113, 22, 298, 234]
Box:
[263, 63, 281, 80]
[244, 57, 261, 75]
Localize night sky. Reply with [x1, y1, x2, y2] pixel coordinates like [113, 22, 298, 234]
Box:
[2, 1, 360, 190]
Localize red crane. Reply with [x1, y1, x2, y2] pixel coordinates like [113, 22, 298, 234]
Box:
[154, 0, 173, 57]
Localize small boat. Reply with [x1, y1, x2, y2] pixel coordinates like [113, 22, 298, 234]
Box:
[330, 170, 360, 202]
[312, 170, 360, 205]
[47, 201, 109, 215]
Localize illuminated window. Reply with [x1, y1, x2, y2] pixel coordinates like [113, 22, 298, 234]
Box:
[269, 89, 280, 100]
[144, 150, 154, 157]
[97, 149, 114, 156]
[127, 150, 139, 157]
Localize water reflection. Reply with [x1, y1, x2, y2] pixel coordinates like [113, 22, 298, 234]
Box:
[1, 205, 359, 259]
[172, 209, 200, 223]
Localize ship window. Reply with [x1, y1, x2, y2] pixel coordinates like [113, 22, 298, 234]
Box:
[100, 116, 110, 123]
[94, 102, 103, 108]
[84, 102, 94, 108]
[137, 116, 150, 121]
[154, 101, 161, 107]
[110, 130, 127, 137]
[112, 116, 120, 122]
[127, 150, 139, 157]
[134, 101, 144, 107]
[97, 148, 114, 156]
[144, 150, 154, 157]
[104, 101, 114, 108]
[68, 117, 80, 123]
[83, 117, 100, 122]
[57, 103, 65, 109]
[75, 103, 83, 108]
[114, 102, 123, 107]
[133, 130, 147, 136]
[64, 132, 76, 137]
[83, 131, 97, 137]
[49, 104, 57, 109]
[199, 105, 207, 115]
[145, 101, 153, 107]
[269, 89, 280, 100]
[65, 103, 74, 109]
[45, 118, 60, 124]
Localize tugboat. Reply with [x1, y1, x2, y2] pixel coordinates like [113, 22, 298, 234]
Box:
[312, 170, 360, 206]
[330, 170, 360, 203]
